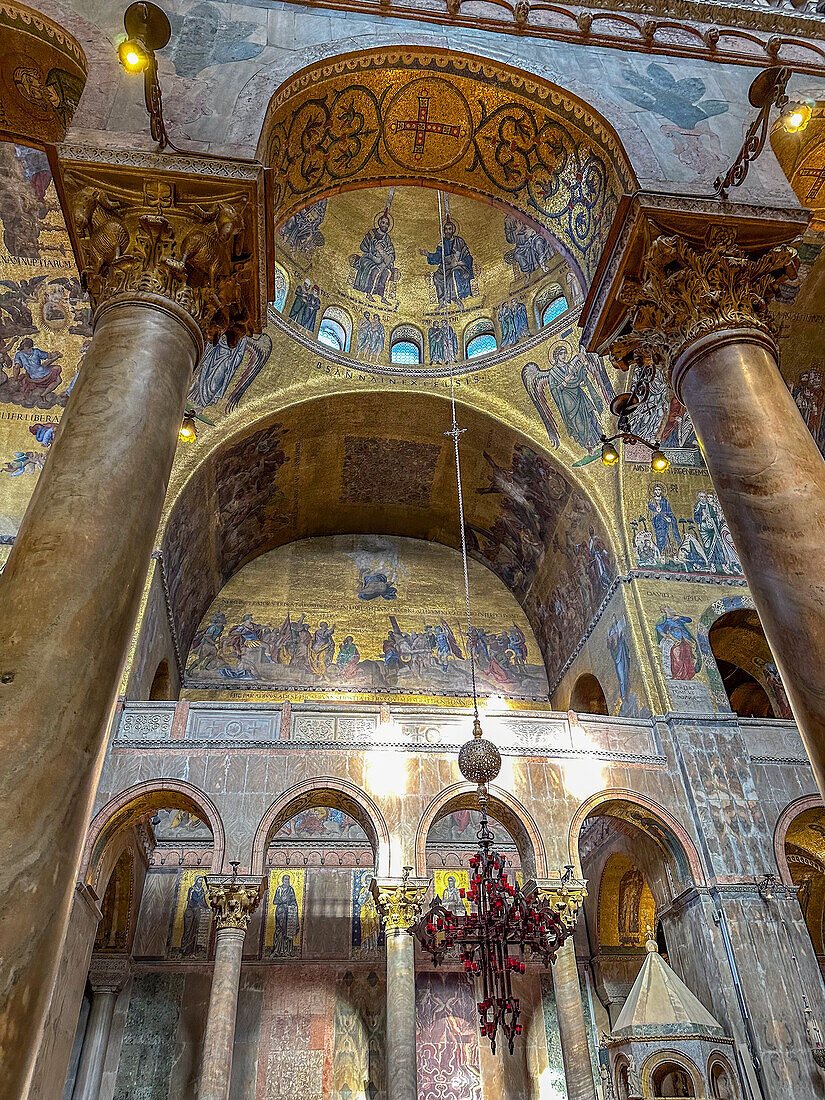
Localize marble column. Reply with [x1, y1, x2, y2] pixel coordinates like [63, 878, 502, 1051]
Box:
[552, 941, 596, 1100]
[199, 878, 263, 1100]
[580, 195, 825, 790]
[0, 146, 266, 1098]
[71, 955, 133, 1100]
[375, 875, 428, 1100]
[534, 878, 594, 1100]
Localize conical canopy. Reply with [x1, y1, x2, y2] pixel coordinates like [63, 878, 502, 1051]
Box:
[612, 938, 725, 1040]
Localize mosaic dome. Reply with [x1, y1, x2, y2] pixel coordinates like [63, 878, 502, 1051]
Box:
[273, 186, 580, 374]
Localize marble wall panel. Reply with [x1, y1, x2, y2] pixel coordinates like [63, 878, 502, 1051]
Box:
[113, 972, 184, 1099]
[168, 971, 211, 1099]
[230, 972, 265, 1100]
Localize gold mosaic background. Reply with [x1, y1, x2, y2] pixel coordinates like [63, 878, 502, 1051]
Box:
[185, 534, 549, 701]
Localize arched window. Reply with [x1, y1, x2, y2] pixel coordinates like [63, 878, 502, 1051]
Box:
[535, 283, 567, 327]
[272, 262, 288, 312]
[465, 318, 497, 360]
[569, 672, 608, 714]
[317, 305, 352, 353]
[541, 296, 567, 325]
[390, 324, 423, 365]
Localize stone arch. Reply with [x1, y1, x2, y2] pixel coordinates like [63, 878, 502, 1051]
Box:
[570, 788, 705, 887]
[258, 48, 637, 290]
[642, 1049, 701, 1098]
[774, 794, 825, 885]
[148, 658, 171, 700]
[415, 780, 548, 879]
[569, 671, 608, 714]
[252, 777, 392, 876]
[707, 1051, 739, 1099]
[695, 593, 790, 715]
[156, 390, 617, 698]
[82, 780, 225, 888]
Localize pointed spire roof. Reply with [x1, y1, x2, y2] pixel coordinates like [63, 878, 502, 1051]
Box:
[612, 936, 726, 1040]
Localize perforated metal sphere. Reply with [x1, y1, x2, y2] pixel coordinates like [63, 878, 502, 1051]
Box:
[458, 736, 501, 785]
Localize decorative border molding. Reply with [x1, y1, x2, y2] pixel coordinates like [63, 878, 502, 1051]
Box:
[150, 551, 184, 678]
[264, 0, 825, 78]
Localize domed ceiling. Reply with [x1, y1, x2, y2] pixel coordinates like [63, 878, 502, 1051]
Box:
[272, 186, 579, 373]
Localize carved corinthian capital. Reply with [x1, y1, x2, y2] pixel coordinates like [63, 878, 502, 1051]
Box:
[372, 875, 429, 935]
[51, 145, 271, 351]
[204, 876, 264, 931]
[580, 192, 808, 397]
[528, 875, 587, 936]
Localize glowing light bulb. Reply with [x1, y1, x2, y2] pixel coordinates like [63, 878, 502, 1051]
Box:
[784, 102, 812, 134]
[601, 441, 620, 467]
[117, 38, 150, 74]
[179, 416, 197, 442]
[650, 448, 669, 473]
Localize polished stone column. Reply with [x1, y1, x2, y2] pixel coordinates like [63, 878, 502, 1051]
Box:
[534, 878, 594, 1100]
[0, 146, 267, 1098]
[199, 878, 263, 1100]
[375, 875, 428, 1100]
[581, 195, 825, 791]
[552, 941, 596, 1100]
[71, 955, 132, 1100]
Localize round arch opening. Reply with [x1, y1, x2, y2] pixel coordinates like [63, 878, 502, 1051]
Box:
[158, 390, 616, 701]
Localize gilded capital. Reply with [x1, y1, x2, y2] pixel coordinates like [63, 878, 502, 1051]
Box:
[581, 192, 808, 392]
[52, 145, 271, 351]
[372, 875, 429, 935]
[529, 875, 587, 936]
[204, 875, 264, 932]
[610, 225, 797, 376]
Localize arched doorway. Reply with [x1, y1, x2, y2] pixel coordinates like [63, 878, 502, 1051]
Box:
[778, 801, 825, 979]
[573, 795, 702, 1034]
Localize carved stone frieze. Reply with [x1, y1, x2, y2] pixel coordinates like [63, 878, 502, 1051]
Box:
[88, 952, 133, 994]
[204, 876, 264, 931]
[580, 192, 809, 391]
[51, 146, 270, 349]
[372, 875, 429, 934]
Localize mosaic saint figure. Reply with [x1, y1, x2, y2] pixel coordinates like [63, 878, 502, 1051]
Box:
[655, 607, 700, 681]
[369, 315, 385, 363]
[498, 301, 516, 348]
[607, 614, 631, 701]
[546, 343, 604, 451]
[279, 199, 326, 258]
[428, 319, 457, 364]
[310, 621, 336, 674]
[188, 335, 248, 409]
[693, 491, 739, 572]
[421, 218, 474, 306]
[288, 280, 308, 324]
[503, 214, 552, 279]
[351, 210, 396, 301]
[355, 311, 373, 360]
[512, 299, 530, 342]
[336, 635, 360, 680]
[648, 484, 680, 554]
[13, 338, 62, 398]
[354, 876, 380, 953]
[301, 285, 322, 331]
[180, 875, 207, 956]
[617, 866, 644, 942]
[441, 875, 466, 917]
[271, 873, 300, 957]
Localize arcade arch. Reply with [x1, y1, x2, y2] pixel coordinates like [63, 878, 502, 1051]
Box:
[776, 797, 825, 976]
[154, 391, 617, 704]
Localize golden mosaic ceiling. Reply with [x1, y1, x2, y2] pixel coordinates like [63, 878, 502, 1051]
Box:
[275, 185, 576, 367]
[261, 50, 634, 286]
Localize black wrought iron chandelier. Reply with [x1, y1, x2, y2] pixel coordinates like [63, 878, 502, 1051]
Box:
[409, 192, 580, 1054]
